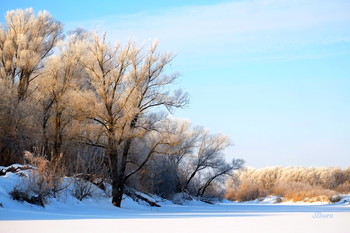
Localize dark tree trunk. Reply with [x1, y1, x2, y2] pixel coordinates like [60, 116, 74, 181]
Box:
[41, 120, 50, 159]
[41, 98, 54, 159]
[52, 110, 62, 161]
[111, 138, 132, 207]
[184, 166, 200, 191]
[173, 167, 182, 193]
[107, 111, 141, 208]
[108, 144, 121, 207]
[18, 71, 30, 101]
[111, 176, 124, 207]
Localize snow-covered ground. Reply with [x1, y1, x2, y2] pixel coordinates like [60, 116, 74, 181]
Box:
[1, 165, 350, 233]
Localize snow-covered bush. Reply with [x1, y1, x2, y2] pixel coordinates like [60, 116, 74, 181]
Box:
[9, 151, 66, 206]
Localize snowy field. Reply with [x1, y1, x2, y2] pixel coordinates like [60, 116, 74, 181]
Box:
[1, 166, 350, 233]
[1, 201, 350, 233]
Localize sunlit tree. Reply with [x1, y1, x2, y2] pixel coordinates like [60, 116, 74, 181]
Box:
[0, 8, 63, 100]
[76, 34, 188, 207]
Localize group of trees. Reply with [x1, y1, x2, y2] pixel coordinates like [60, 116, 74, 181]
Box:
[226, 166, 350, 202]
[0, 9, 243, 207]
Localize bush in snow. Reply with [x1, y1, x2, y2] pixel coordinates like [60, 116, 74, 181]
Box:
[70, 152, 107, 201]
[10, 186, 45, 207]
[72, 178, 96, 201]
[9, 151, 66, 206]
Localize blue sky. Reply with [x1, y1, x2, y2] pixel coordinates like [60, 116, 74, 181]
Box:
[1, 0, 350, 168]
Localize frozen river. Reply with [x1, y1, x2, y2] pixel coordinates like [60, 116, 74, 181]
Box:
[1, 202, 350, 233]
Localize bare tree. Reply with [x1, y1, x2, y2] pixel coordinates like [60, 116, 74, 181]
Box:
[36, 34, 82, 161]
[76, 34, 188, 207]
[0, 8, 63, 101]
[0, 9, 63, 163]
[196, 158, 244, 197]
[183, 132, 232, 192]
[128, 118, 200, 195]
[158, 121, 203, 194]
[134, 120, 244, 199]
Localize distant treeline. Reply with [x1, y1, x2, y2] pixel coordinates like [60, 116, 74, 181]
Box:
[226, 167, 350, 202]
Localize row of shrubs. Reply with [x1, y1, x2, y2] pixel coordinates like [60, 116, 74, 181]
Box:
[226, 167, 350, 203]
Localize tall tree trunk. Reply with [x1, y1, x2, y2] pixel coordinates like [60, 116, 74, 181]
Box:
[110, 114, 137, 207]
[41, 98, 54, 159]
[109, 145, 121, 207]
[41, 116, 49, 158]
[52, 110, 62, 161]
[111, 173, 124, 207]
[111, 138, 132, 207]
[18, 71, 30, 101]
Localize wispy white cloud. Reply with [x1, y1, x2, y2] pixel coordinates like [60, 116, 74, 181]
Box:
[68, 0, 350, 64]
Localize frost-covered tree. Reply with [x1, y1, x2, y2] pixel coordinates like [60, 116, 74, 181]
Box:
[138, 119, 202, 196]
[76, 34, 188, 207]
[196, 158, 244, 197]
[0, 8, 63, 100]
[0, 9, 63, 164]
[184, 132, 231, 191]
[125, 119, 244, 199]
[36, 33, 83, 160]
